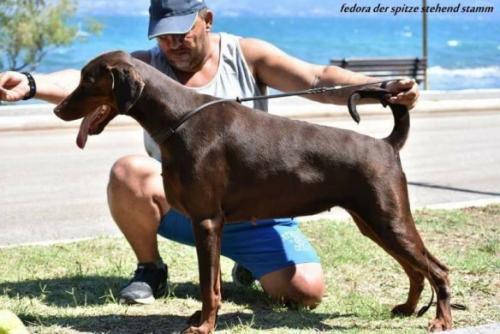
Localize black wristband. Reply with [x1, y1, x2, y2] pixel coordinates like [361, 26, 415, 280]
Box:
[380, 80, 389, 89]
[21, 72, 36, 100]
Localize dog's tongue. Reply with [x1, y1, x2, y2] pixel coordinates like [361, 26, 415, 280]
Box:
[76, 114, 93, 149]
[76, 106, 109, 149]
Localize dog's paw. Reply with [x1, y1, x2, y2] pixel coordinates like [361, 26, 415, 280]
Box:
[428, 318, 452, 332]
[181, 326, 199, 334]
[182, 324, 213, 334]
[391, 303, 415, 317]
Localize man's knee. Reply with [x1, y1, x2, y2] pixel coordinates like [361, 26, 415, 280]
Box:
[260, 263, 325, 309]
[107, 155, 167, 215]
[108, 155, 159, 195]
[287, 268, 325, 308]
[107, 155, 168, 219]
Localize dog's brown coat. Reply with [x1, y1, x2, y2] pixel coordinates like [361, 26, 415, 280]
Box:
[55, 51, 453, 333]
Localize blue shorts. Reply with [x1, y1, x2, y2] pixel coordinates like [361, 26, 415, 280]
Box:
[158, 209, 320, 279]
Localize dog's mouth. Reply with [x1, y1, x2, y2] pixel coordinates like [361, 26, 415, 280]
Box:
[77, 105, 116, 149]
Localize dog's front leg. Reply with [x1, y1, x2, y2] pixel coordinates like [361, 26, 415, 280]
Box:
[182, 217, 223, 334]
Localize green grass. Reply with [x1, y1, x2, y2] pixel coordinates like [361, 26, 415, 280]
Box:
[1, 205, 499, 333]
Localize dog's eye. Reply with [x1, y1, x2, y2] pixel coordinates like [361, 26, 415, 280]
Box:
[82, 76, 95, 85]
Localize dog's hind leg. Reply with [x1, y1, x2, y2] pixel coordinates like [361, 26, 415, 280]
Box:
[388, 223, 451, 332]
[391, 262, 426, 316]
[347, 191, 452, 331]
[349, 211, 425, 316]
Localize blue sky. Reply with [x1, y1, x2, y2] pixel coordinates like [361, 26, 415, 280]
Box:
[78, 0, 498, 18]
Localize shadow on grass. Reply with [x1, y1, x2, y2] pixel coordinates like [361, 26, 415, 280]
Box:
[0, 275, 275, 307]
[0, 275, 128, 306]
[4, 275, 359, 332]
[21, 311, 355, 333]
[169, 280, 269, 306]
[0, 274, 318, 308]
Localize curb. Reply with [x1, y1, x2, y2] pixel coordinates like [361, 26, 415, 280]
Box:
[297, 198, 500, 223]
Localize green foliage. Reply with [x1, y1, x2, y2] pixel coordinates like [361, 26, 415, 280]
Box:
[0, 0, 101, 71]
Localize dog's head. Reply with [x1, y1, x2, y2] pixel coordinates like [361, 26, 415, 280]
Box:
[54, 50, 145, 149]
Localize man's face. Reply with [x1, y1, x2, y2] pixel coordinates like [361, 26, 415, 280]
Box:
[156, 13, 211, 72]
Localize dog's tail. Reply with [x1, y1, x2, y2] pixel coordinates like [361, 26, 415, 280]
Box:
[347, 88, 410, 151]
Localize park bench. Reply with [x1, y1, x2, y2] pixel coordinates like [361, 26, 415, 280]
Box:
[330, 57, 427, 86]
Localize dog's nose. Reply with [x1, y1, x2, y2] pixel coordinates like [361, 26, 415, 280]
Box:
[53, 101, 67, 117]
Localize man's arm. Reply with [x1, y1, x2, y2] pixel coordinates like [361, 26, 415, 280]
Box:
[0, 69, 81, 104]
[240, 38, 419, 109]
[0, 50, 151, 105]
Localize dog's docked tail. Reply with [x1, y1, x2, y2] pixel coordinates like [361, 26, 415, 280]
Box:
[347, 88, 410, 151]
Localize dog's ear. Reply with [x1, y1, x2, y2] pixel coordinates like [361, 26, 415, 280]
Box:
[107, 65, 145, 114]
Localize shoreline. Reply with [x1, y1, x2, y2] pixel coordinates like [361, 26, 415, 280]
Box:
[1, 88, 499, 132]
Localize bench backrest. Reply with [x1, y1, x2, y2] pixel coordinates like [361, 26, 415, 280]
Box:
[330, 57, 427, 84]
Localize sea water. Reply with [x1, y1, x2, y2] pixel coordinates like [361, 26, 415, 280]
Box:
[38, 15, 500, 90]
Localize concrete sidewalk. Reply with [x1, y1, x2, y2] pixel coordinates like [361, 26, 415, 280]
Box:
[1, 89, 500, 131]
[446, 323, 500, 334]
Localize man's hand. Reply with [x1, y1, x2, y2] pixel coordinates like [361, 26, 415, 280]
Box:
[385, 79, 419, 110]
[0, 71, 30, 102]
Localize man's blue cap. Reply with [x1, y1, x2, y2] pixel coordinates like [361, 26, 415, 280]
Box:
[148, 0, 208, 39]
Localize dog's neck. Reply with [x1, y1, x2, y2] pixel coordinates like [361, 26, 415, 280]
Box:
[126, 61, 213, 147]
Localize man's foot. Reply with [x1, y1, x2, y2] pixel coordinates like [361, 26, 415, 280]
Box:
[231, 263, 256, 287]
[119, 262, 168, 305]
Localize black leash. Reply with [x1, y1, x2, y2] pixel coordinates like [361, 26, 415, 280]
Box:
[153, 79, 397, 144]
[416, 283, 467, 318]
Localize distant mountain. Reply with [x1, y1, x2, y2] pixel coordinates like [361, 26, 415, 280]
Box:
[77, 0, 498, 18]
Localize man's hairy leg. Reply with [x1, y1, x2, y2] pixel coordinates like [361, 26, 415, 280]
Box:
[107, 155, 170, 262]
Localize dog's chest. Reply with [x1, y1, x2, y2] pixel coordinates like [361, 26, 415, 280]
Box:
[160, 165, 187, 213]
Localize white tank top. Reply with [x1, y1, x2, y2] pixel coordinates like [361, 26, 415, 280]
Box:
[144, 32, 268, 160]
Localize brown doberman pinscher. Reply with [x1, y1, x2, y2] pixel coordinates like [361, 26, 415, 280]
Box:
[54, 51, 453, 333]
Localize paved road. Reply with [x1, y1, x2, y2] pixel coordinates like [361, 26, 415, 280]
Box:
[1, 110, 500, 246]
